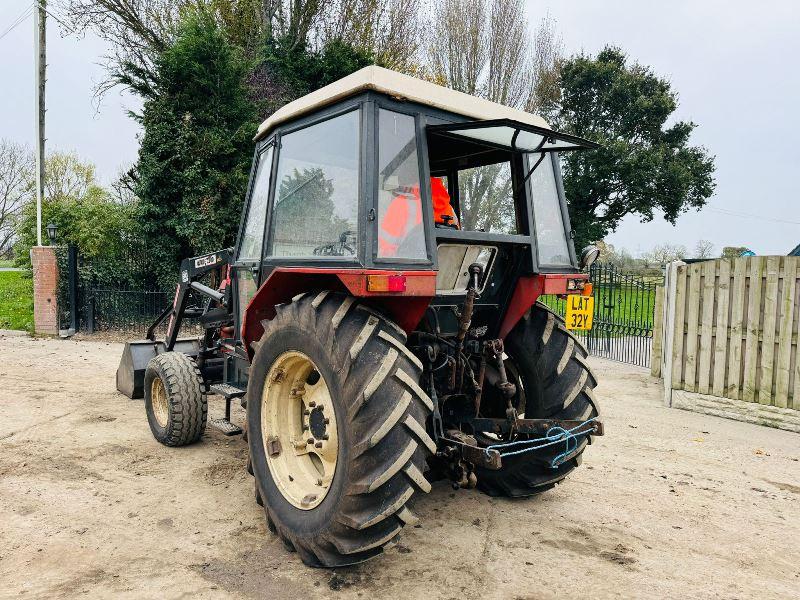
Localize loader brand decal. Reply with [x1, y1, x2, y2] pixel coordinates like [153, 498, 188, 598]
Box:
[195, 254, 219, 269]
[181, 270, 189, 283]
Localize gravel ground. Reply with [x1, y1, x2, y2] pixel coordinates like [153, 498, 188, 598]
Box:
[0, 332, 798, 599]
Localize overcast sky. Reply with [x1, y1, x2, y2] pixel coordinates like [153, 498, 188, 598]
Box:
[1, 0, 797, 255]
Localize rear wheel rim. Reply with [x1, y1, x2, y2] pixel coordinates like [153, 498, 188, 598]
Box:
[262, 351, 339, 510]
[151, 377, 169, 428]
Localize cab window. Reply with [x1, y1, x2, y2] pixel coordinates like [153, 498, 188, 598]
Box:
[376, 109, 426, 260]
[238, 145, 273, 261]
[457, 161, 518, 235]
[529, 153, 571, 265]
[268, 110, 360, 258]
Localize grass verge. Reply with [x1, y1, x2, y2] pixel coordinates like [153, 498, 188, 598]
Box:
[0, 271, 34, 332]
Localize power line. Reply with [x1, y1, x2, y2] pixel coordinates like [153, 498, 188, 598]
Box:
[706, 207, 800, 226]
[35, 0, 73, 33]
[0, 3, 34, 42]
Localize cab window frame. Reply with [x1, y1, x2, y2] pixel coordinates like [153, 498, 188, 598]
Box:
[525, 151, 578, 270]
[231, 136, 278, 336]
[262, 98, 366, 268]
[234, 138, 277, 266]
[370, 96, 435, 267]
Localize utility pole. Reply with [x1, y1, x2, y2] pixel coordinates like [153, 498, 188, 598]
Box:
[34, 0, 47, 246]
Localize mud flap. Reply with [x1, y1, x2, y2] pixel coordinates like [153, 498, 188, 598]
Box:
[116, 339, 200, 399]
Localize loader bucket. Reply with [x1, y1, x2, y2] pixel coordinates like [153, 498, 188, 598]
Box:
[116, 339, 200, 399]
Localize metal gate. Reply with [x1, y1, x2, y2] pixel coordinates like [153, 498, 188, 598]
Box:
[546, 264, 663, 368]
[55, 244, 175, 336]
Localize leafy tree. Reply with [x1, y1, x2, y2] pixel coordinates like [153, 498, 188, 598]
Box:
[551, 47, 716, 249]
[13, 152, 137, 268]
[43, 151, 96, 201]
[123, 9, 258, 288]
[251, 35, 376, 117]
[721, 246, 751, 259]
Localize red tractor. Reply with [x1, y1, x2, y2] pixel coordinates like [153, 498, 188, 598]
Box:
[117, 66, 603, 567]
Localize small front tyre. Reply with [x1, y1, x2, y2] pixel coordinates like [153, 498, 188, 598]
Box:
[144, 352, 207, 446]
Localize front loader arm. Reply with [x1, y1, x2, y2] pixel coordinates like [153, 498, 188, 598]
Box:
[147, 249, 232, 350]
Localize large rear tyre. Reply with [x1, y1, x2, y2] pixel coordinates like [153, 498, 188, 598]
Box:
[144, 352, 207, 446]
[246, 292, 434, 567]
[475, 303, 599, 497]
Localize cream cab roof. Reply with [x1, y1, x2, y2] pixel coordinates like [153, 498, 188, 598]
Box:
[255, 65, 551, 141]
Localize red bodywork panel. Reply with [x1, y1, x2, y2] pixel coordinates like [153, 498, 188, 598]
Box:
[241, 268, 586, 358]
[498, 273, 589, 339]
[241, 268, 436, 358]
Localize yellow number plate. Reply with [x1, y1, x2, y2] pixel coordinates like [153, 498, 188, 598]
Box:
[565, 295, 594, 330]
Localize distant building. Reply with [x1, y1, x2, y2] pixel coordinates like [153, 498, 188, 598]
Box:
[790, 244, 800, 257]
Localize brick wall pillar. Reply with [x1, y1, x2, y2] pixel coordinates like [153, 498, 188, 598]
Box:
[30, 246, 59, 335]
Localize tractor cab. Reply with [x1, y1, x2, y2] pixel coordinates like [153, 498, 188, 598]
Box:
[230, 66, 599, 343]
[117, 66, 603, 568]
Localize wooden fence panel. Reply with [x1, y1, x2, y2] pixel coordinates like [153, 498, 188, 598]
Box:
[697, 261, 717, 394]
[683, 263, 703, 392]
[670, 265, 687, 389]
[726, 259, 747, 399]
[712, 259, 731, 397]
[758, 256, 780, 405]
[775, 260, 796, 408]
[664, 257, 800, 428]
[742, 257, 765, 402]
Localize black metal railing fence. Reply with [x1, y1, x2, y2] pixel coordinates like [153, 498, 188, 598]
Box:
[543, 263, 663, 368]
[85, 288, 173, 335]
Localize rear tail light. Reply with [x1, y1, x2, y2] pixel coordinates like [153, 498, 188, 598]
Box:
[567, 278, 586, 291]
[366, 274, 407, 292]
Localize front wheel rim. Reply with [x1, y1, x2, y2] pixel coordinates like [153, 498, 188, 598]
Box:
[261, 351, 339, 510]
[151, 377, 169, 427]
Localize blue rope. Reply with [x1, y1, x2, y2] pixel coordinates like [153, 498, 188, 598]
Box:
[484, 417, 597, 469]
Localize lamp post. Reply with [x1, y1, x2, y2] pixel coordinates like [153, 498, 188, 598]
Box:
[46, 222, 57, 245]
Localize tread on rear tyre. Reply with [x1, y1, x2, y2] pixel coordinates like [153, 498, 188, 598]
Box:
[246, 292, 434, 567]
[475, 302, 600, 497]
[144, 352, 207, 447]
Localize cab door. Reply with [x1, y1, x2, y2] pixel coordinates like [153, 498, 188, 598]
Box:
[231, 142, 276, 336]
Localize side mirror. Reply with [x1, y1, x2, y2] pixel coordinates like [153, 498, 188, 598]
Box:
[579, 245, 600, 270]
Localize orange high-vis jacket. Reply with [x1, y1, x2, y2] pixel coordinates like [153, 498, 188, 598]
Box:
[378, 178, 459, 256]
[430, 177, 458, 227]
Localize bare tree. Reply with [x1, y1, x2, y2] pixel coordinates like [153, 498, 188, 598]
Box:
[110, 166, 138, 206]
[0, 140, 34, 256]
[426, 0, 539, 232]
[526, 13, 563, 115]
[693, 239, 715, 259]
[641, 243, 687, 267]
[321, 0, 422, 72]
[426, 0, 485, 95]
[57, 0, 184, 90]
